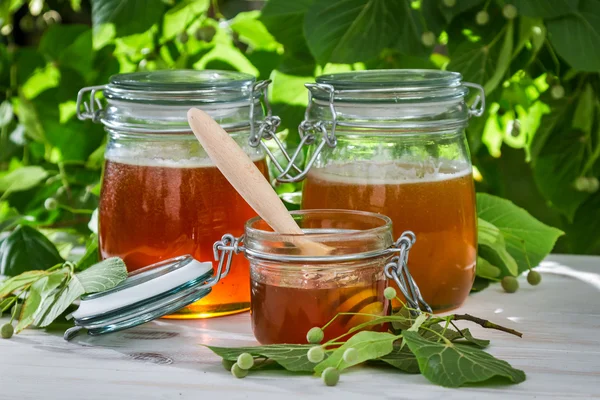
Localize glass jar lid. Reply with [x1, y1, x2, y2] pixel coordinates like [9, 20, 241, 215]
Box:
[76, 69, 268, 133]
[105, 70, 257, 104]
[304, 69, 484, 126]
[313, 69, 468, 103]
[63, 256, 214, 340]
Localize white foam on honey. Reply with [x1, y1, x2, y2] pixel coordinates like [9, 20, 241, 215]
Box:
[105, 148, 265, 168]
[306, 161, 472, 185]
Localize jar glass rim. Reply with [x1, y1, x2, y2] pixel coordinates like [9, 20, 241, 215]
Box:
[243, 209, 396, 263]
[244, 209, 392, 241]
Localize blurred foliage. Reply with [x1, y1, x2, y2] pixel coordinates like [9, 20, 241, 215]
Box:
[0, 0, 599, 257]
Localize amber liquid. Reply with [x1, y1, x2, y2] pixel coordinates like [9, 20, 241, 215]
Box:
[251, 280, 387, 344]
[99, 158, 268, 318]
[302, 163, 477, 311]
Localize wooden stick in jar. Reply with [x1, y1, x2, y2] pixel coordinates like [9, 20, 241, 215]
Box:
[187, 108, 333, 255]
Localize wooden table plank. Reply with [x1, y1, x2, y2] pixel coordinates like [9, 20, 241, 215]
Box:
[1, 254, 599, 399]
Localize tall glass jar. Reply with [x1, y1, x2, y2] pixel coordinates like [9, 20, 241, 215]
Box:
[273, 70, 484, 312]
[76, 70, 275, 318]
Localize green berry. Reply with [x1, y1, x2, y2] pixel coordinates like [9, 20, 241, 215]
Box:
[1, 323, 14, 339]
[551, 84, 565, 99]
[443, 0, 456, 7]
[384, 287, 397, 300]
[587, 177, 599, 193]
[231, 363, 249, 378]
[307, 327, 324, 344]
[501, 276, 519, 293]
[503, 4, 518, 19]
[222, 359, 235, 371]
[527, 270, 542, 286]
[574, 176, 590, 192]
[44, 197, 58, 211]
[195, 26, 216, 42]
[322, 367, 340, 387]
[476, 10, 489, 26]
[178, 31, 189, 43]
[342, 348, 358, 364]
[421, 31, 436, 47]
[237, 353, 254, 370]
[307, 346, 325, 363]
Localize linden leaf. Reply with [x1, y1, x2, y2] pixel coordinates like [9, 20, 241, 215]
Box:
[206, 344, 317, 372]
[403, 331, 525, 387]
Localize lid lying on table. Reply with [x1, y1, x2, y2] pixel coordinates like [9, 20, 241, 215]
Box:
[64, 255, 214, 341]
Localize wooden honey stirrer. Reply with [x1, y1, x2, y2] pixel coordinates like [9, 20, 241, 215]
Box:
[187, 108, 333, 255]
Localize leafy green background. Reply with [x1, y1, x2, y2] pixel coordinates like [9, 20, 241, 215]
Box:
[0, 0, 599, 256]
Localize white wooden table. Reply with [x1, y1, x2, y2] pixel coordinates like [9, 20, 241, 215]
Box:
[1, 254, 599, 399]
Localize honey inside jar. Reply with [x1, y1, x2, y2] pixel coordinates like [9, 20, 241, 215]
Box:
[243, 210, 397, 344]
[303, 161, 477, 312]
[99, 156, 268, 318]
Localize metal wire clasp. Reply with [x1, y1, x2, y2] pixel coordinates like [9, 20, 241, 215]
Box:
[211, 234, 244, 284]
[464, 82, 486, 118]
[384, 231, 432, 315]
[249, 82, 338, 183]
[76, 85, 107, 122]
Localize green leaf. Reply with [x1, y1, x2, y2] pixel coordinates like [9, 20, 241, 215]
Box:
[33, 274, 84, 327]
[476, 256, 502, 280]
[0, 166, 49, 195]
[0, 201, 22, 232]
[76, 235, 99, 271]
[376, 345, 419, 373]
[314, 331, 398, 374]
[260, 0, 314, 49]
[454, 328, 491, 349]
[230, 11, 281, 51]
[477, 193, 564, 274]
[572, 83, 595, 134]
[530, 98, 572, 161]
[74, 257, 127, 293]
[91, 0, 165, 38]
[206, 344, 317, 372]
[403, 331, 526, 387]
[546, 0, 600, 72]
[471, 277, 490, 292]
[304, 0, 425, 64]
[447, 40, 497, 87]
[162, 0, 209, 41]
[508, 0, 579, 18]
[533, 126, 590, 220]
[393, 1, 427, 57]
[16, 269, 68, 332]
[33, 258, 127, 327]
[39, 25, 94, 80]
[483, 21, 514, 95]
[437, 0, 485, 23]
[478, 218, 519, 276]
[0, 270, 49, 297]
[0, 226, 64, 276]
[194, 44, 259, 75]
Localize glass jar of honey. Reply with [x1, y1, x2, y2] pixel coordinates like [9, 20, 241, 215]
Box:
[215, 209, 428, 344]
[264, 70, 485, 312]
[76, 70, 278, 319]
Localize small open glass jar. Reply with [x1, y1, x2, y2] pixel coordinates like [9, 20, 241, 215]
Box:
[220, 209, 428, 344]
